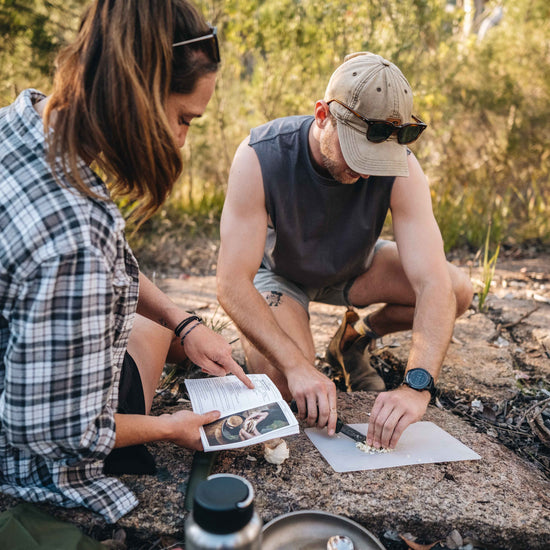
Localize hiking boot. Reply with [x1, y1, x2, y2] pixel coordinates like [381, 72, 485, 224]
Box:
[341, 337, 386, 391]
[326, 307, 386, 392]
[326, 307, 360, 356]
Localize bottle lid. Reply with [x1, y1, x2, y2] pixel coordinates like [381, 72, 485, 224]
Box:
[193, 474, 255, 534]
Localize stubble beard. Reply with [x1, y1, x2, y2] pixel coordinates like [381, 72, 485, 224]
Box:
[319, 127, 360, 185]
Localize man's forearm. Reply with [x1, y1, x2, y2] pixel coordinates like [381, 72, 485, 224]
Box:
[217, 278, 309, 375]
[218, 273, 338, 433]
[407, 283, 456, 379]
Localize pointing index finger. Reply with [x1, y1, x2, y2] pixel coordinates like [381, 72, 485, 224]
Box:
[225, 359, 254, 389]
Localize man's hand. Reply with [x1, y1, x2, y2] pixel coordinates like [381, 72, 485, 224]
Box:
[367, 385, 431, 449]
[163, 410, 221, 450]
[286, 365, 338, 436]
[183, 324, 254, 389]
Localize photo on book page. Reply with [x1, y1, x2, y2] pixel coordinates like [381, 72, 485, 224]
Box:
[202, 401, 292, 450]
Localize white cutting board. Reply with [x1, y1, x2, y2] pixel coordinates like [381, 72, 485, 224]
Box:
[305, 421, 481, 472]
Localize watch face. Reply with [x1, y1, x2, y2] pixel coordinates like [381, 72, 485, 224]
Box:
[406, 368, 432, 390]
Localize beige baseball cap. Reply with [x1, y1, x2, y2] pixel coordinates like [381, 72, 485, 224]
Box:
[324, 52, 414, 177]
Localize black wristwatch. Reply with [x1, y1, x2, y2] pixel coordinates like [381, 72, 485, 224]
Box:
[403, 368, 436, 397]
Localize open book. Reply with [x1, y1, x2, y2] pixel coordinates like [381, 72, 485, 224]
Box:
[185, 374, 299, 451]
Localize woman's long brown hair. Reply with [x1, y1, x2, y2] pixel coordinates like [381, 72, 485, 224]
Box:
[44, 0, 218, 225]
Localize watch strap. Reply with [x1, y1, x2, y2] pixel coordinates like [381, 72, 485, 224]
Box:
[403, 368, 436, 398]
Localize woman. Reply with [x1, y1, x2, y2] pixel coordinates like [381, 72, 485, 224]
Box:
[0, 0, 251, 523]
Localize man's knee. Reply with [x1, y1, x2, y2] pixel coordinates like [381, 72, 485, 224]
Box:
[454, 271, 474, 317]
[245, 349, 292, 400]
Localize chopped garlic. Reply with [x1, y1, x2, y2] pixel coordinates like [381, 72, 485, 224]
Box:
[356, 441, 394, 454]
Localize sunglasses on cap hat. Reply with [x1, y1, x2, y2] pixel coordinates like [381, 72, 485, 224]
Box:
[328, 98, 427, 145]
[172, 25, 220, 63]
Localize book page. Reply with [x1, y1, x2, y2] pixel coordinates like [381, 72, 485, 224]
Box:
[185, 374, 283, 415]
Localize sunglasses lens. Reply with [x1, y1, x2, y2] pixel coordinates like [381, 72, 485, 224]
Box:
[211, 34, 221, 63]
[398, 124, 424, 144]
[202, 34, 220, 63]
[367, 122, 394, 143]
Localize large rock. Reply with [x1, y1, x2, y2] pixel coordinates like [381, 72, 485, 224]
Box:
[218, 392, 550, 549]
[1, 391, 548, 548]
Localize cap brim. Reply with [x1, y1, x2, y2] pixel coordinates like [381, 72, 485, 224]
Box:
[336, 120, 409, 177]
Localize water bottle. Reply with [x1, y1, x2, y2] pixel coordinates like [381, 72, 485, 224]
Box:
[185, 474, 262, 549]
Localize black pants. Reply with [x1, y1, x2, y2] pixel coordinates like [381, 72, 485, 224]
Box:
[103, 352, 156, 475]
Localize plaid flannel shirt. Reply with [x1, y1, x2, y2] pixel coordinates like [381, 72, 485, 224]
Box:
[0, 90, 140, 522]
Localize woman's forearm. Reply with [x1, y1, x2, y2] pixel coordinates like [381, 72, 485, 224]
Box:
[136, 272, 192, 330]
[113, 409, 220, 451]
[113, 413, 172, 448]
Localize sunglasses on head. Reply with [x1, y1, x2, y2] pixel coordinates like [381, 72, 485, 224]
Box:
[172, 26, 220, 63]
[328, 98, 427, 145]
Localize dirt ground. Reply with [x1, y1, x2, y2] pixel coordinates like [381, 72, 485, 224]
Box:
[446, 247, 550, 482]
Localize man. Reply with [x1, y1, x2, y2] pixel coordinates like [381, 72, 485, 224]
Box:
[217, 52, 473, 449]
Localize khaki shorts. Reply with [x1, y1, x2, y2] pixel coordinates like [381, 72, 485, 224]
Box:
[254, 240, 390, 311]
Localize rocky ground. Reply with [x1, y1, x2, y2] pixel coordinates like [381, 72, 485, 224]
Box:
[0, 242, 548, 550]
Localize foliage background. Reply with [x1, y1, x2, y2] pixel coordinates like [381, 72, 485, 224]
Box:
[1, 0, 549, 254]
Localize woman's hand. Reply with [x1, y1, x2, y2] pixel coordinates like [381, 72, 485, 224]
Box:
[182, 323, 254, 389]
[163, 409, 221, 450]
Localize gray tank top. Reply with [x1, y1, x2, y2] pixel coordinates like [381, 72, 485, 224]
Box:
[249, 115, 395, 288]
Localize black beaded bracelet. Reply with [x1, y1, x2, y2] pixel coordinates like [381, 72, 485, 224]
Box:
[174, 315, 202, 337]
[180, 321, 201, 345]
